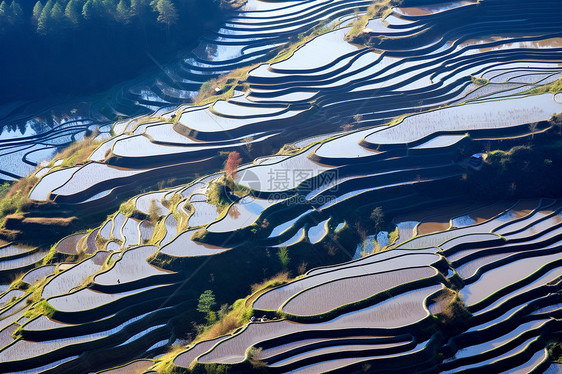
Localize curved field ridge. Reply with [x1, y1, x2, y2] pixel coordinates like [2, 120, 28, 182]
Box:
[1, 0, 562, 372]
[28, 0, 562, 209]
[253, 252, 441, 312]
[174, 198, 562, 373]
[0, 0, 368, 177]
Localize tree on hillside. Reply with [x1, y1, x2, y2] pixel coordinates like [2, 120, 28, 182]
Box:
[197, 290, 217, 323]
[65, 0, 82, 25]
[197, 290, 216, 314]
[225, 151, 242, 179]
[82, 0, 104, 20]
[32, 1, 44, 23]
[153, 0, 177, 27]
[9, 1, 23, 25]
[81, 0, 93, 18]
[278, 247, 290, 270]
[0, 2, 9, 35]
[116, 0, 132, 22]
[370, 206, 385, 232]
[37, 0, 54, 34]
[131, 0, 150, 18]
[50, 3, 65, 28]
[0, 2, 10, 24]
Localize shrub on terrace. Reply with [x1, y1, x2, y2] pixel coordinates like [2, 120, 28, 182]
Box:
[148, 199, 162, 223]
[247, 347, 266, 368]
[250, 272, 290, 294]
[277, 246, 290, 270]
[529, 76, 562, 95]
[434, 288, 472, 333]
[224, 151, 242, 179]
[470, 76, 489, 86]
[57, 132, 101, 168]
[197, 290, 217, 324]
[346, 0, 401, 40]
[193, 65, 259, 106]
[548, 340, 562, 363]
[0, 176, 38, 226]
[207, 179, 231, 210]
[370, 206, 385, 232]
[387, 226, 399, 245]
[118, 200, 135, 217]
[467, 136, 562, 199]
[163, 192, 183, 209]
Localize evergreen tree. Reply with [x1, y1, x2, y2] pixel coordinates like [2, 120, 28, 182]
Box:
[82, 0, 106, 20]
[130, 0, 149, 17]
[65, 0, 82, 25]
[0, 1, 9, 18]
[277, 246, 290, 270]
[50, 3, 65, 25]
[102, 0, 115, 9]
[32, 1, 44, 24]
[0, 1, 10, 32]
[115, 0, 130, 22]
[81, 0, 94, 19]
[37, 0, 54, 34]
[196, 290, 216, 315]
[154, 0, 177, 27]
[9, 1, 23, 24]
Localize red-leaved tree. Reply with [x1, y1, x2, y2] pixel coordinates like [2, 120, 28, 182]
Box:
[225, 151, 242, 179]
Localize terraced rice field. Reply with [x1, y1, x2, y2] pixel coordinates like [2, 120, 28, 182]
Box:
[165, 199, 562, 373]
[4, 194, 558, 372]
[23, 0, 562, 208]
[1, 196, 554, 372]
[0, 0, 369, 178]
[0, 0, 561, 372]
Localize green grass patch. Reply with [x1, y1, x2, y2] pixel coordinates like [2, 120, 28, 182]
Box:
[527, 76, 562, 95]
[22, 299, 56, 321]
[176, 201, 192, 233]
[163, 193, 184, 210]
[206, 179, 232, 212]
[346, 0, 400, 40]
[470, 76, 489, 86]
[0, 131, 103, 229]
[548, 339, 562, 363]
[46, 130, 102, 169]
[95, 230, 110, 252]
[206, 176, 248, 213]
[150, 345, 187, 373]
[146, 217, 167, 245]
[0, 175, 38, 227]
[387, 225, 399, 246]
[193, 64, 259, 106]
[41, 245, 58, 266]
[118, 200, 135, 217]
